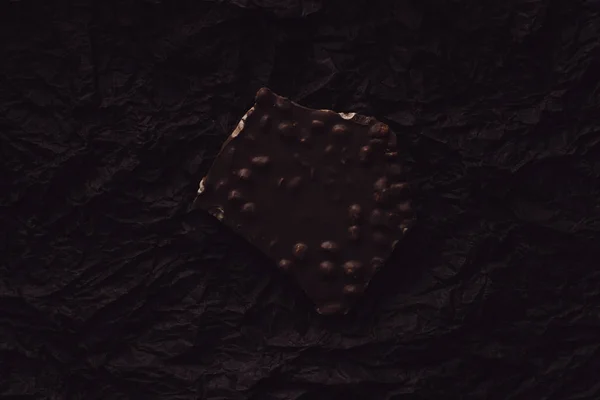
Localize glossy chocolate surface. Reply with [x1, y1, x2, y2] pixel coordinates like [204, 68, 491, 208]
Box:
[194, 88, 415, 315]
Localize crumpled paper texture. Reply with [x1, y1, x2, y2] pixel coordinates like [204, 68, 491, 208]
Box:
[1, 0, 599, 399]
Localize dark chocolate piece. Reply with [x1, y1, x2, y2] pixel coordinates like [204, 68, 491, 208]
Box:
[194, 88, 415, 315]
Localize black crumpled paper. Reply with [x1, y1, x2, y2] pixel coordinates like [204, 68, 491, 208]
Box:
[1, 0, 600, 399]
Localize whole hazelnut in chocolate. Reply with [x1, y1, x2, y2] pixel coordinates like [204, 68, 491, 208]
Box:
[255, 87, 273, 106]
[348, 204, 362, 221]
[343, 284, 362, 296]
[369, 122, 390, 138]
[278, 259, 292, 271]
[348, 226, 360, 241]
[228, 190, 243, 203]
[397, 201, 412, 215]
[331, 124, 349, 138]
[320, 241, 339, 253]
[373, 189, 389, 204]
[277, 121, 295, 138]
[311, 120, 325, 131]
[236, 168, 252, 181]
[241, 202, 256, 215]
[251, 155, 270, 168]
[319, 261, 336, 275]
[343, 260, 363, 276]
[358, 145, 372, 163]
[373, 177, 388, 191]
[293, 243, 308, 260]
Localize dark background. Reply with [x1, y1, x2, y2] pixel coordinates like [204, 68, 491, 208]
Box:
[2, 0, 600, 399]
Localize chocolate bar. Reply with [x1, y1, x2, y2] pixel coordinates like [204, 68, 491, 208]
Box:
[194, 88, 415, 315]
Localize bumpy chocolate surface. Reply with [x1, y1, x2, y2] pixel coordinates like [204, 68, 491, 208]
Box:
[194, 88, 415, 315]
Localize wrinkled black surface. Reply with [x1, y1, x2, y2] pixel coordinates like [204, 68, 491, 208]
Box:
[2, 1, 600, 399]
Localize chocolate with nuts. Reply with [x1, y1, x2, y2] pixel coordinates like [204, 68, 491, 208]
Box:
[194, 87, 415, 315]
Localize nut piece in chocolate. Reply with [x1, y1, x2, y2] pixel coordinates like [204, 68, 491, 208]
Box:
[194, 87, 415, 315]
